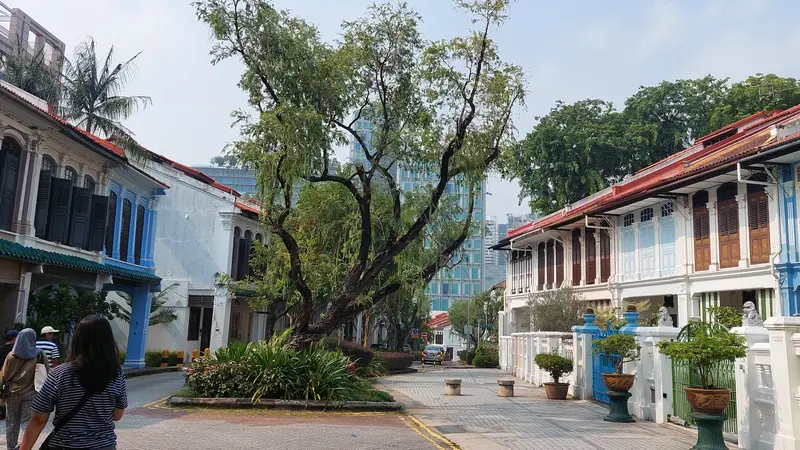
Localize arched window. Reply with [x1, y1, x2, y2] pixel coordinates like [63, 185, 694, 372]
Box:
[105, 191, 117, 256]
[119, 199, 132, 261]
[748, 174, 770, 264]
[623, 213, 634, 227]
[244, 230, 252, 240]
[640, 208, 653, 222]
[0, 137, 22, 231]
[84, 175, 96, 193]
[255, 233, 263, 243]
[41, 155, 56, 174]
[661, 202, 674, 217]
[35, 155, 59, 237]
[64, 166, 78, 185]
[231, 227, 242, 279]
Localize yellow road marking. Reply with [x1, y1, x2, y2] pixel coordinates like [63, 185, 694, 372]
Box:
[400, 416, 446, 450]
[142, 396, 171, 410]
[409, 415, 459, 450]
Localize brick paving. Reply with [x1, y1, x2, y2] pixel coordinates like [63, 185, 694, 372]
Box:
[380, 368, 738, 450]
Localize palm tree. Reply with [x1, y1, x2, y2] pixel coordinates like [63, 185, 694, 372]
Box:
[117, 283, 179, 327]
[59, 38, 151, 146]
[0, 40, 61, 104]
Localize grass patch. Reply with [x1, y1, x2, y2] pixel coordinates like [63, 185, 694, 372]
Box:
[172, 386, 197, 398]
[346, 388, 394, 402]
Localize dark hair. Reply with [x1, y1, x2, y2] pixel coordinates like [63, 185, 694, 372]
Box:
[68, 314, 120, 393]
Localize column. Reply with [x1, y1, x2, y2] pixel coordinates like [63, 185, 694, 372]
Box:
[763, 316, 800, 448]
[543, 244, 549, 290]
[111, 190, 123, 260]
[572, 313, 601, 400]
[12, 271, 32, 325]
[13, 134, 42, 236]
[126, 195, 139, 263]
[123, 285, 154, 369]
[676, 282, 691, 327]
[707, 199, 720, 271]
[736, 189, 750, 268]
[210, 284, 232, 352]
[595, 234, 601, 284]
[654, 214, 662, 276]
[731, 323, 770, 449]
[636, 325, 680, 423]
[634, 221, 641, 280]
[565, 238, 573, 287]
[579, 235, 587, 286]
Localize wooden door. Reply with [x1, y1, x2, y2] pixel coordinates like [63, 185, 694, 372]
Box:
[546, 240, 555, 287]
[572, 229, 581, 285]
[67, 187, 93, 249]
[693, 207, 711, 271]
[537, 243, 545, 290]
[46, 178, 74, 243]
[748, 191, 770, 264]
[586, 230, 597, 284]
[600, 231, 611, 282]
[555, 241, 564, 287]
[717, 199, 740, 268]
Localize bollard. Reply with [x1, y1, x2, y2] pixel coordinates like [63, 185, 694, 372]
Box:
[176, 350, 185, 369]
[445, 379, 462, 396]
[160, 349, 169, 368]
[191, 349, 199, 362]
[421, 354, 425, 370]
[497, 380, 515, 397]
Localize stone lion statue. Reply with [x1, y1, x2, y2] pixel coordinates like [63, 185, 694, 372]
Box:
[657, 307, 674, 327]
[742, 301, 763, 326]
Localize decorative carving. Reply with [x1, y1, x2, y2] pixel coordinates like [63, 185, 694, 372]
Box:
[742, 301, 764, 326]
[657, 307, 674, 327]
[706, 201, 716, 214]
[676, 282, 686, 294]
[779, 271, 787, 286]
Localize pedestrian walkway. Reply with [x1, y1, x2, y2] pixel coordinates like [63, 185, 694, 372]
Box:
[380, 368, 739, 450]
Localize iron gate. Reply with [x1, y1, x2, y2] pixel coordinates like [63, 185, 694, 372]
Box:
[591, 323, 618, 404]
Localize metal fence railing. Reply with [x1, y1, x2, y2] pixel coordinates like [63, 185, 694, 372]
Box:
[671, 359, 737, 435]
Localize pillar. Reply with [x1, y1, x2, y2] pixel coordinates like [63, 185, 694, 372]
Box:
[579, 235, 587, 286]
[123, 285, 154, 369]
[14, 135, 42, 236]
[731, 324, 770, 449]
[210, 284, 232, 352]
[676, 281, 691, 327]
[126, 197, 139, 264]
[634, 221, 641, 280]
[707, 199, 720, 271]
[764, 316, 800, 448]
[12, 271, 32, 325]
[736, 191, 750, 268]
[654, 215, 662, 276]
[111, 190, 123, 259]
[595, 234, 602, 284]
[572, 313, 601, 400]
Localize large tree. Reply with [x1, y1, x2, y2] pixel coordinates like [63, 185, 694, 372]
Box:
[448, 290, 502, 347]
[196, 0, 524, 346]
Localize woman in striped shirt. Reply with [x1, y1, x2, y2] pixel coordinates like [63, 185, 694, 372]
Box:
[20, 315, 127, 450]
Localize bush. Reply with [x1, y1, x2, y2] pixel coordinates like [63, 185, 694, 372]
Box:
[185, 358, 252, 398]
[457, 350, 474, 364]
[534, 353, 573, 383]
[472, 343, 499, 368]
[379, 352, 414, 371]
[323, 337, 374, 367]
[592, 334, 640, 374]
[656, 324, 746, 389]
[144, 350, 182, 367]
[358, 354, 388, 378]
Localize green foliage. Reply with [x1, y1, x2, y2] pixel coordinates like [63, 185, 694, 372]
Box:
[534, 353, 574, 384]
[592, 334, 640, 375]
[27, 282, 121, 336]
[377, 352, 414, 372]
[457, 350, 474, 364]
[0, 41, 61, 104]
[472, 342, 499, 368]
[593, 300, 651, 330]
[144, 351, 182, 368]
[323, 337, 374, 367]
[706, 306, 741, 330]
[358, 354, 389, 378]
[657, 325, 746, 389]
[214, 340, 251, 363]
[116, 283, 179, 327]
[526, 288, 585, 332]
[448, 290, 502, 346]
[505, 74, 800, 214]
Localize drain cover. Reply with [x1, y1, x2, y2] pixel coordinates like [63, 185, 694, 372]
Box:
[436, 425, 466, 434]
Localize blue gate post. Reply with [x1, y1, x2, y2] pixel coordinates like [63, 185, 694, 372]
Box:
[123, 285, 154, 369]
[572, 311, 601, 400]
[619, 308, 640, 335]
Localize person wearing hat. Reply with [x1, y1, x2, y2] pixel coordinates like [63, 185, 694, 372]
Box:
[35, 326, 60, 368]
[0, 330, 18, 371]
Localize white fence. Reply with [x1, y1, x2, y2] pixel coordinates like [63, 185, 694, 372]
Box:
[497, 316, 800, 449]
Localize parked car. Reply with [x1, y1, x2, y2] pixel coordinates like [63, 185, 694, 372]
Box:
[422, 345, 445, 364]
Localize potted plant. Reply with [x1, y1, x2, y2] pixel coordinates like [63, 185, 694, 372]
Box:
[656, 325, 746, 415]
[592, 334, 640, 392]
[534, 353, 573, 400]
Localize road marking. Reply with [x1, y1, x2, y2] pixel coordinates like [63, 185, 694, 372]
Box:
[400, 416, 446, 450]
[142, 396, 172, 410]
[408, 415, 459, 450]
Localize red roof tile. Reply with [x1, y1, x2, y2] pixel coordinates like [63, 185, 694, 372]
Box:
[235, 201, 260, 215]
[427, 312, 450, 329]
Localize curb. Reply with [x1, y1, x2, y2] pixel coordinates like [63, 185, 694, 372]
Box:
[124, 367, 181, 378]
[168, 396, 403, 412]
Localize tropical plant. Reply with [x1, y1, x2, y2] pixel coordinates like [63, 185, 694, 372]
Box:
[26, 282, 121, 336]
[526, 288, 585, 332]
[656, 327, 746, 389]
[705, 306, 741, 330]
[195, 0, 524, 347]
[448, 290, 503, 346]
[592, 334, 640, 375]
[116, 283, 179, 327]
[59, 37, 151, 148]
[534, 353, 573, 384]
[594, 300, 651, 330]
[0, 41, 61, 104]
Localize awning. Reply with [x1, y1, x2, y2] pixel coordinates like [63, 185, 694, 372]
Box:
[0, 239, 160, 283]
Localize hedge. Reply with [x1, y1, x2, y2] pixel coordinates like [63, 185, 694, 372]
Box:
[378, 352, 414, 371]
[324, 337, 375, 367]
[144, 350, 183, 368]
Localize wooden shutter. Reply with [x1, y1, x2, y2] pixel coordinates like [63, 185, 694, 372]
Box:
[555, 241, 564, 287]
[600, 231, 611, 282]
[572, 230, 581, 285]
[546, 240, 555, 287]
[87, 195, 109, 251]
[45, 178, 73, 243]
[693, 207, 711, 271]
[586, 230, 597, 284]
[717, 200, 740, 268]
[105, 192, 117, 256]
[67, 187, 92, 248]
[748, 191, 770, 264]
[34, 170, 52, 238]
[119, 199, 132, 261]
[231, 235, 240, 280]
[0, 151, 19, 231]
[537, 243, 545, 290]
[237, 238, 251, 280]
[134, 205, 145, 264]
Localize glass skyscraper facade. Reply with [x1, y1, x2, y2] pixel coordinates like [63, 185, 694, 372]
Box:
[194, 166, 258, 195]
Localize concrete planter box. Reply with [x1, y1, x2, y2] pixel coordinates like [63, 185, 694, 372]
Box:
[168, 396, 402, 412]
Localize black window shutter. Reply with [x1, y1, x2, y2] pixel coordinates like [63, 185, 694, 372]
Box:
[87, 195, 109, 251]
[34, 170, 52, 238]
[237, 238, 251, 280]
[67, 187, 92, 248]
[45, 178, 73, 243]
[134, 205, 145, 264]
[105, 192, 117, 256]
[231, 236, 240, 280]
[119, 199, 132, 261]
[0, 151, 19, 231]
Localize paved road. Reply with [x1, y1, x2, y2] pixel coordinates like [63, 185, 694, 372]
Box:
[3, 372, 446, 450]
[380, 368, 739, 450]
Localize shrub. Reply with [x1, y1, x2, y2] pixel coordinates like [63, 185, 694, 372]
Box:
[144, 350, 182, 367]
[656, 325, 746, 389]
[358, 354, 388, 378]
[215, 340, 251, 363]
[323, 337, 374, 367]
[379, 352, 414, 371]
[457, 350, 474, 364]
[185, 358, 252, 398]
[534, 353, 573, 383]
[472, 343, 499, 368]
[706, 306, 741, 329]
[592, 334, 640, 374]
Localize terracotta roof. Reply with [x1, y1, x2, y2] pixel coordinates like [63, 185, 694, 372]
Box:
[235, 201, 260, 215]
[427, 312, 450, 329]
[493, 280, 506, 290]
[213, 182, 241, 197]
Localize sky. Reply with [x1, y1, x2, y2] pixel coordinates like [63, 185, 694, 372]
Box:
[16, 0, 800, 223]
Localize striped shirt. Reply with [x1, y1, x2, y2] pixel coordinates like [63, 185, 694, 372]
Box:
[31, 363, 127, 449]
[36, 340, 60, 364]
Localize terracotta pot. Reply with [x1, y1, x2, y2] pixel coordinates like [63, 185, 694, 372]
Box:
[601, 373, 635, 392]
[684, 387, 731, 415]
[543, 382, 569, 400]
